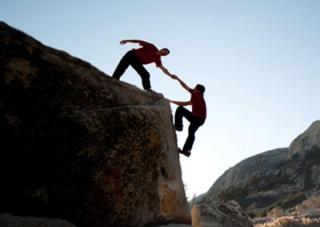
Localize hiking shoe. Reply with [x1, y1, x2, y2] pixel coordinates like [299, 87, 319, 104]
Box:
[174, 124, 183, 131]
[178, 148, 191, 157]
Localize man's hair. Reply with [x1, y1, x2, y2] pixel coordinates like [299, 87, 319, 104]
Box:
[162, 48, 170, 54]
[196, 84, 205, 94]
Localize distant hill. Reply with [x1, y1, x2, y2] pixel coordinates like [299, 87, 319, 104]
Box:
[196, 121, 320, 217]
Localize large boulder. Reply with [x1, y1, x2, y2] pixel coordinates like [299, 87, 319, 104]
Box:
[191, 201, 253, 227]
[0, 214, 76, 227]
[0, 21, 190, 227]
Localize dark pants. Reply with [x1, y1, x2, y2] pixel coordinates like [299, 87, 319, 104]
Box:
[175, 106, 205, 152]
[112, 50, 151, 90]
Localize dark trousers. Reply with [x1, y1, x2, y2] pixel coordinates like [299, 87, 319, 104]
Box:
[175, 106, 205, 152]
[112, 50, 151, 89]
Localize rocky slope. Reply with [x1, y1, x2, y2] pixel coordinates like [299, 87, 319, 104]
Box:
[192, 201, 253, 227]
[0, 21, 190, 227]
[197, 121, 320, 217]
[156, 201, 253, 227]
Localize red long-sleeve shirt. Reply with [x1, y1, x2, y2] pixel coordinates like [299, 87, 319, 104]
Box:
[191, 91, 207, 119]
[134, 41, 162, 67]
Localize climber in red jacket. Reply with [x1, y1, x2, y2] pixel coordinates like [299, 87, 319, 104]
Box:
[169, 75, 207, 157]
[112, 39, 175, 92]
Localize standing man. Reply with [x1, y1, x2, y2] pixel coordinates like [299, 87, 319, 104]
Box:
[112, 39, 175, 92]
[169, 75, 207, 157]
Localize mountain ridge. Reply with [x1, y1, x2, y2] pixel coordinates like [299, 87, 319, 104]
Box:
[196, 120, 320, 217]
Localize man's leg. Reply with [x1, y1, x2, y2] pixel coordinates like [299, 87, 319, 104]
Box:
[182, 118, 204, 152]
[112, 51, 133, 80]
[174, 106, 193, 131]
[130, 61, 151, 90]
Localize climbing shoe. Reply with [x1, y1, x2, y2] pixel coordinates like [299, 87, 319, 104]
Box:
[178, 148, 191, 157]
[174, 124, 183, 131]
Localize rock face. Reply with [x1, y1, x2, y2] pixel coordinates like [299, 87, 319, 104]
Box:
[0, 22, 190, 227]
[156, 224, 191, 227]
[289, 121, 320, 159]
[191, 201, 253, 227]
[0, 214, 76, 227]
[197, 121, 320, 217]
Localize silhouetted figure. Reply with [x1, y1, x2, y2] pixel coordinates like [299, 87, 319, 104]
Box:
[112, 39, 174, 92]
[169, 75, 207, 157]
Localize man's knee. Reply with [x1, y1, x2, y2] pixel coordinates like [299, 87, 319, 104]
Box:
[177, 106, 185, 112]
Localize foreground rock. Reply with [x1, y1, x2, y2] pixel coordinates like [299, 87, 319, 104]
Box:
[254, 216, 320, 227]
[0, 21, 190, 227]
[0, 214, 76, 227]
[253, 195, 320, 226]
[296, 195, 320, 218]
[156, 225, 191, 227]
[191, 201, 253, 227]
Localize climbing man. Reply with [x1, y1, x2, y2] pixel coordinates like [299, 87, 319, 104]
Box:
[169, 75, 207, 157]
[112, 39, 175, 92]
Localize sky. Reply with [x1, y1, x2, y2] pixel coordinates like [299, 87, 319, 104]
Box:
[1, 0, 320, 199]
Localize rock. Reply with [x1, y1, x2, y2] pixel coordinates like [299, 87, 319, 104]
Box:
[267, 207, 285, 218]
[254, 216, 320, 227]
[253, 195, 320, 226]
[155, 225, 191, 227]
[289, 121, 320, 159]
[296, 195, 320, 218]
[196, 120, 320, 217]
[252, 216, 274, 226]
[191, 201, 253, 227]
[203, 148, 288, 203]
[0, 213, 76, 227]
[0, 21, 190, 227]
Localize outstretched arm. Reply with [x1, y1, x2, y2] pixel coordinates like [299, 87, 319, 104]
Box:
[173, 75, 191, 92]
[158, 65, 175, 78]
[169, 100, 192, 106]
[120, 39, 147, 45]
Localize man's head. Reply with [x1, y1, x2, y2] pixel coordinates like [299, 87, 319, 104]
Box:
[194, 84, 205, 95]
[158, 48, 170, 56]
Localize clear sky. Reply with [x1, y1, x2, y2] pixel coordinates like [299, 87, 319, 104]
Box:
[1, 0, 320, 199]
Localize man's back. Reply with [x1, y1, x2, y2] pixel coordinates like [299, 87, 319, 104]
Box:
[191, 92, 206, 119]
[134, 41, 161, 66]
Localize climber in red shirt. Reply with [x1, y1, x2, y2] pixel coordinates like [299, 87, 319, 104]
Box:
[112, 39, 175, 92]
[169, 75, 207, 157]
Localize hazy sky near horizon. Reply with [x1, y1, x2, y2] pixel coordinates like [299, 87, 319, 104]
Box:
[1, 0, 320, 199]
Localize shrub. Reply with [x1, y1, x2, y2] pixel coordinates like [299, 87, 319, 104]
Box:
[218, 186, 249, 203]
[255, 216, 320, 227]
[277, 193, 306, 209]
